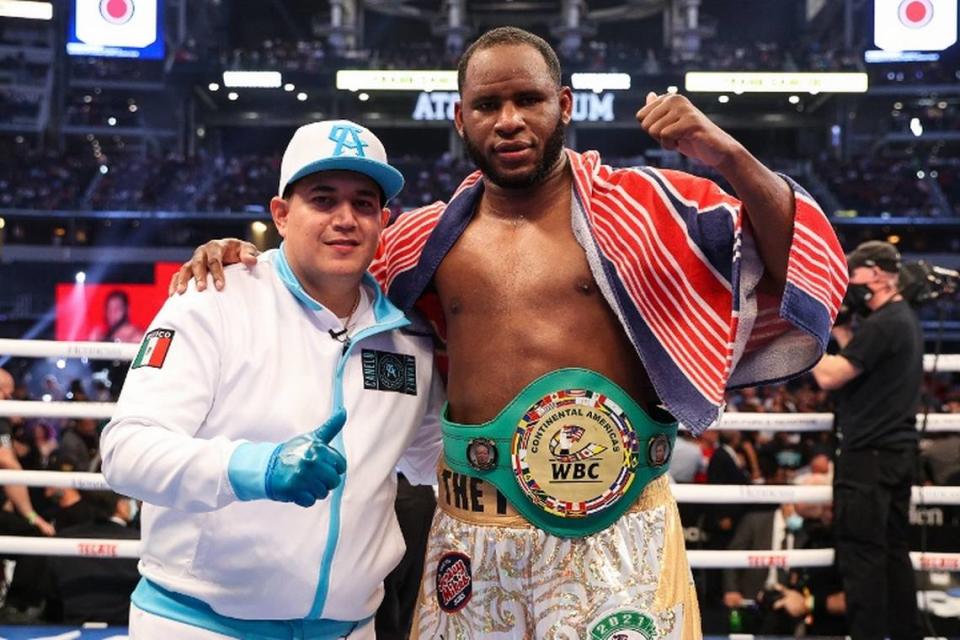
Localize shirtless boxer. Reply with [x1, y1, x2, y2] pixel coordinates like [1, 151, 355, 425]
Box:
[174, 27, 846, 639]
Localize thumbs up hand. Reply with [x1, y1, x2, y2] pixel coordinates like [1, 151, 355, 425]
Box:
[228, 410, 348, 508]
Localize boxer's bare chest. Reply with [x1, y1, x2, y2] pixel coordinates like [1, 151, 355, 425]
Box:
[434, 195, 656, 424]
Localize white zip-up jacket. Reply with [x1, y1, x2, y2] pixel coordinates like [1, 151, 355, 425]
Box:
[101, 249, 443, 626]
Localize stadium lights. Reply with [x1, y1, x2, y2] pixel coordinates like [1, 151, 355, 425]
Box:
[222, 71, 282, 89]
[0, 0, 53, 20]
[788, 95, 800, 104]
[570, 73, 631, 92]
[718, 95, 730, 104]
[685, 72, 868, 94]
[336, 70, 457, 92]
[910, 118, 923, 136]
[208, 82, 220, 92]
[227, 92, 239, 101]
[297, 92, 308, 101]
[99, 165, 108, 174]
[74, 271, 86, 284]
[358, 92, 370, 102]
[107, 116, 117, 126]
[284, 83, 295, 92]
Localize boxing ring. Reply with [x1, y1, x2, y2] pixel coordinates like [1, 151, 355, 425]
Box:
[2, 339, 960, 639]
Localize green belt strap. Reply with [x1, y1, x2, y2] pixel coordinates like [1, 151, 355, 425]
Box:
[442, 368, 677, 538]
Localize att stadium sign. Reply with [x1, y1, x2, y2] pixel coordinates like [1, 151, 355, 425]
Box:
[412, 91, 616, 122]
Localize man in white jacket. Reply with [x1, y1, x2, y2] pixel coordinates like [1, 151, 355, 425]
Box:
[101, 120, 444, 639]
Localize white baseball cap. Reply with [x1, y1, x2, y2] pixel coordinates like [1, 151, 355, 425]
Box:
[278, 119, 404, 202]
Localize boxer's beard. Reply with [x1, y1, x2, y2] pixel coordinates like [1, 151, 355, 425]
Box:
[463, 116, 566, 190]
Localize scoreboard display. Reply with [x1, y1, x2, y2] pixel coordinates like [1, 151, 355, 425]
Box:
[66, 0, 164, 59]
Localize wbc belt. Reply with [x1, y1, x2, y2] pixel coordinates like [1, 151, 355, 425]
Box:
[441, 368, 677, 538]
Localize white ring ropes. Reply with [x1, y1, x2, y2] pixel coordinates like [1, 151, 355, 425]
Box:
[1, 339, 958, 571]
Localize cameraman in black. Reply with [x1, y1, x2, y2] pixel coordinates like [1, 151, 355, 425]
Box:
[812, 241, 923, 640]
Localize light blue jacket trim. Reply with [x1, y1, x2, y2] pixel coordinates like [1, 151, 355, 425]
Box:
[272, 244, 406, 326]
[227, 441, 278, 501]
[133, 578, 369, 639]
[271, 244, 411, 619]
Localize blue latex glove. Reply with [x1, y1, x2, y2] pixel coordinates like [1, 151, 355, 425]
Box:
[228, 409, 347, 508]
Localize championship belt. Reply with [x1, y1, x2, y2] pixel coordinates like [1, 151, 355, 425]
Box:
[441, 368, 676, 538]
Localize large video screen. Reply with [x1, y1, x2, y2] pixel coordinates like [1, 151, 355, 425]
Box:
[874, 0, 957, 51]
[55, 263, 180, 342]
[66, 0, 165, 59]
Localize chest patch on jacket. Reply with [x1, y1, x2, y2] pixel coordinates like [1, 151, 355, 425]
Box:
[361, 349, 417, 396]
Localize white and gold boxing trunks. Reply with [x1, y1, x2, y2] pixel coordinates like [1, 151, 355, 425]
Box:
[413, 368, 700, 639]
[411, 465, 701, 640]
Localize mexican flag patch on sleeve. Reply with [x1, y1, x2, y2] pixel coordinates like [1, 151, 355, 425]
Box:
[132, 329, 175, 369]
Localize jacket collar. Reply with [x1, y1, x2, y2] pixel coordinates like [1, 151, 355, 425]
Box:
[272, 243, 406, 326]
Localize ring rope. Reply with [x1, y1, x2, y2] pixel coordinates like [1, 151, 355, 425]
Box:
[0, 339, 140, 361]
[2, 470, 958, 506]
[0, 399, 118, 419]
[2, 340, 958, 571]
[4, 400, 960, 433]
[1, 535, 956, 571]
[3, 340, 960, 429]
[1, 340, 959, 371]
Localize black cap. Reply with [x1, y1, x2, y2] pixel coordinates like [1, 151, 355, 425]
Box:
[846, 240, 901, 273]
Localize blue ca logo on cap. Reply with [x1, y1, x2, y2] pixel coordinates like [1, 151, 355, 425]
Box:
[328, 124, 368, 158]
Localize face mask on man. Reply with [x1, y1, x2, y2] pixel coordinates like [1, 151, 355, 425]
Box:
[842, 282, 874, 318]
[785, 513, 804, 532]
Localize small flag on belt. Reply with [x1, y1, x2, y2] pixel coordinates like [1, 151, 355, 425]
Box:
[132, 329, 175, 369]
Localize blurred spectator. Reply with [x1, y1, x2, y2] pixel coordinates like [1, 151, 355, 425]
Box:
[757, 488, 847, 636]
[920, 433, 960, 486]
[0, 368, 55, 537]
[819, 155, 943, 218]
[722, 501, 804, 631]
[2, 452, 98, 622]
[59, 416, 100, 472]
[727, 387, 765, 413]
[2, 144, 955, 221]
[47, 490, 139, 625]
[758, 432, 804, 482]
[669, 431, 702, 483]
[704, 430, 753, 605]
[44, 452, 94, 531]
[32, 422, 58, 466]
